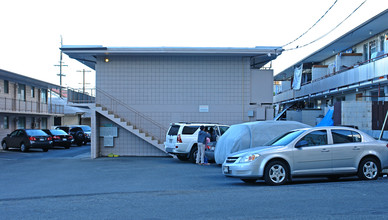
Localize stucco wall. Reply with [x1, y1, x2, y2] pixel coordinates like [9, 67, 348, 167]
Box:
[94, 55, 274, 156]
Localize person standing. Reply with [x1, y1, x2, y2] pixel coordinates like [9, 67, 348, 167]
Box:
[197, 125, 210, 165]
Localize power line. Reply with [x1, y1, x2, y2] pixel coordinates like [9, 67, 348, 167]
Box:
[284, 0, 368, 51]
[282, 0, 338, 47]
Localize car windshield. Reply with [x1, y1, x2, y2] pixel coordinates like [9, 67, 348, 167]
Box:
[79, 126, 91, 132]
[26, 129, 48, 136]
[264, 130, 305, 146]
[50, 129, 68, 135]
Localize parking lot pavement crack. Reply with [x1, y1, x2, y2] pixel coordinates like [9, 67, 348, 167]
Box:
[0, 189, 214, 202]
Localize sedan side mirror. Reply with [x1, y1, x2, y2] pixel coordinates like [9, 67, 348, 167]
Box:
[7, 134, 10, 137]
[295, 140, 308, 148]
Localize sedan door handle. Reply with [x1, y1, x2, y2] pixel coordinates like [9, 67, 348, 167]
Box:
[321, 149, 330, 152]
[353, 146, 361, 150]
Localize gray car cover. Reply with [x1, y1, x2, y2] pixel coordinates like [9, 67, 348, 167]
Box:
[214, 121, 311, 164]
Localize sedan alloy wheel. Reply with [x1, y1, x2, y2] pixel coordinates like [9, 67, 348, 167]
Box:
[265, 161, 288, 185]
[358, 158, 379, 180]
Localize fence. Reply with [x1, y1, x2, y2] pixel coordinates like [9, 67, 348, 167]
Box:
[0, 97, 64, 114]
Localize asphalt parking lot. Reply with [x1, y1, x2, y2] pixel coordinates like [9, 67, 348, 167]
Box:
[1, 148, 388, 219]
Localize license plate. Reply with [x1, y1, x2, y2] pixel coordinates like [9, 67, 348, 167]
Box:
[63, 138, 67, 141]
[40, 138, 44, 141]
[223, 166, 229, 174]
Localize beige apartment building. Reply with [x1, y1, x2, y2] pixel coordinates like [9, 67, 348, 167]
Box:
[274, 9, 388, 138]
[0, 69, 64, 138]
[62, 46, 282, 158]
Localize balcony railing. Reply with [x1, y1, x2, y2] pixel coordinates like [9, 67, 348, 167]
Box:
[67, 88, 95, 104]
[0, 97, 64, 115]
[274, 53, 388, 104]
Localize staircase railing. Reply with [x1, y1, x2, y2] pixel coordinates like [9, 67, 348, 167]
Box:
[96, 88, 168, 143]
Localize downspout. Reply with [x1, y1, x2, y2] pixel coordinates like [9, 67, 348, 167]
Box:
[242, 57, 245, 122]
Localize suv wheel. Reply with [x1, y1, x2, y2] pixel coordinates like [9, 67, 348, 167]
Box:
[189, 145, 198, 163]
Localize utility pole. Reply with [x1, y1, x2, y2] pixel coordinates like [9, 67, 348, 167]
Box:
[77, 69, 91, 94]
[54, 35, 68, 98]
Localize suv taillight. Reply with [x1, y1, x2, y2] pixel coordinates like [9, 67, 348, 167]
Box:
[177, 134, 182, 143]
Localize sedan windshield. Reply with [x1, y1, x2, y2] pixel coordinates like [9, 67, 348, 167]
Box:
[265, 130, 305, 146]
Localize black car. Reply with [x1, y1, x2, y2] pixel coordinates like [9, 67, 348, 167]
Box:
[1, 129, 52, 152]
[55, 126, 85, 146]
[42, 129, 73, 149]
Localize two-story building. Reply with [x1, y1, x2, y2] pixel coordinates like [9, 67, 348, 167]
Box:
[0, 69, 64, 139]
[274, 9, 388, 137]
[62, 46, 282, 158]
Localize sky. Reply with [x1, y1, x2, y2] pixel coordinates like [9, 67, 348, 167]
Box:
[1, 0, 387, 90]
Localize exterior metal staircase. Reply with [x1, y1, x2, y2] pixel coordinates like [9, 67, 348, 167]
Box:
[94, 89, 167, 153]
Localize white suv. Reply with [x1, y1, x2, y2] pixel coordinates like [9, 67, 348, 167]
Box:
[164, 122, 229, 163]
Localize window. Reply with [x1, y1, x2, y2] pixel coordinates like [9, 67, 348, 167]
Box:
[3, 116, 9, 129]
[219, 126, 229, 135]
[41, 89, 47, 104]
[167, 125, 180, 135]
[297, 130, 328, 147]
[31, 86, 35, 98]
[380, 35, 385, 52]
[182, 126, 199, 135]
[370, 40, 377, 58]
[332, 129, 353, 144]
[18, 84, 26, 101]
[363, 43, 369, 61]
[332, 129, 362, 144]
[10, 130, 19, 137]
[356, 93, 363, 101]
[17, 117, 26, 129]
[4, 80, 9, 94]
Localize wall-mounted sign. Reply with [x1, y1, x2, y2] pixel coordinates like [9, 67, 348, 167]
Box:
[199, 105, 209, 112]
[100, 127, 118, 147]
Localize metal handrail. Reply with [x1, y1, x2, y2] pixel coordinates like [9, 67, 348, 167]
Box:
[0, 97, 64, 114]
[276, 52, 388, 95]
[96, 88, 168, 143]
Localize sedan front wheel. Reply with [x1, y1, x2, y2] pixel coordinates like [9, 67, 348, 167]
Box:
[264, 160, 289, 186]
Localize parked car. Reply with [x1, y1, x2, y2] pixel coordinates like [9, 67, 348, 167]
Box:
[222, 126, 388, 185]
[73, 125, 91, 144]
[55, 126, 85, 146]
[213, 121, 310, 164]
[42, 129, 73, 149]
[1, 129, 53, 152]
[164, 122, 229, 163]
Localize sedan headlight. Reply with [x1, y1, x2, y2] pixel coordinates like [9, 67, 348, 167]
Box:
[239, 153, 260, 163]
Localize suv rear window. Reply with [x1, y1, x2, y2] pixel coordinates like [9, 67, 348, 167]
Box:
[182, 126, 199, 135]
[168, 125, 180, 135]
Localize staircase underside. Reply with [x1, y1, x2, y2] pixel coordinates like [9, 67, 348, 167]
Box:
[95, 105, 166, 153]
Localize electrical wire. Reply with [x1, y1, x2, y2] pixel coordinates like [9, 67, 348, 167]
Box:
[282, 0, 338, 47]
[284, 0, 368, 51]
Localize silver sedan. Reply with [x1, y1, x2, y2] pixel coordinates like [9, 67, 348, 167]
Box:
[222, 126, 388, 185]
